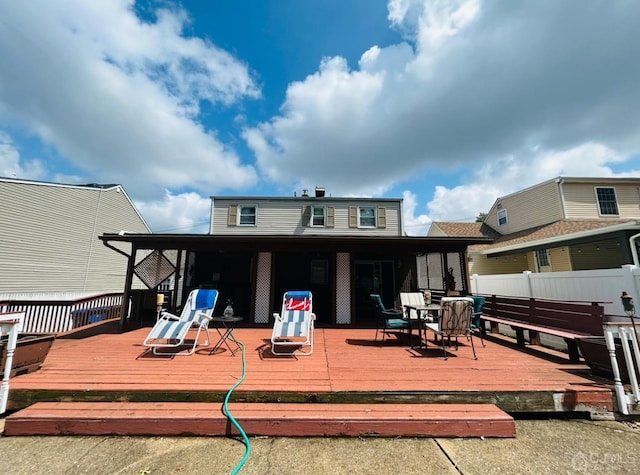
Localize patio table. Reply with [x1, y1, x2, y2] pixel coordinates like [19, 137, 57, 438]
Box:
[403, 304, 440, 350]
[210, 316, 242, 356]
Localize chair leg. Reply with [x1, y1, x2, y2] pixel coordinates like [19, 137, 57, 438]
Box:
[469, 332, 478, 360]
[441, 334, 448, 360]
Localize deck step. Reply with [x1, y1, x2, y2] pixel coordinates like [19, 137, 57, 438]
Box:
[3, 402, 515, 438]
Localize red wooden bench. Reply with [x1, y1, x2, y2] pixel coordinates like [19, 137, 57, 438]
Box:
[478, 295, 605, 362]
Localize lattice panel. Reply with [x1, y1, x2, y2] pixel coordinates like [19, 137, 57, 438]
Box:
[134, 250, 175, 289]
[254, 252, 272, 324]
[335, 252, 351, 324]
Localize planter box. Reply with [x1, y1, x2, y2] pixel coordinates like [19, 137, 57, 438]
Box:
[0, 333, 55, 377]
[578, 337, 639, 383]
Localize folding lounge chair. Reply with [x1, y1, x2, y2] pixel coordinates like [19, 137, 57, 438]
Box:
[143, 289, 218, 355]
[271, 290, 315, 356]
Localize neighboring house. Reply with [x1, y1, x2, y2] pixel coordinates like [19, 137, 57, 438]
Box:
[101, 188, 488, 327]
[429, 177, 640, 275]
[0, 177, 150, 295]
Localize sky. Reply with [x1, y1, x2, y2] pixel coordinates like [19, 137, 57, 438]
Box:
[1, 0, 639, 235]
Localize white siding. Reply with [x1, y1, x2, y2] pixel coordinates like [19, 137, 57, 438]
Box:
[211, 198, 402, 236]
[0, 180, 149, 293]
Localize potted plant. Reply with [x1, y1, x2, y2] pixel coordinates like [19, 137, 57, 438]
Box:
[446, 267, 456, 291]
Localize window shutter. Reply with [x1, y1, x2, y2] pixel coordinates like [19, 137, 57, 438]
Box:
[327, 206, 335, 227]
[377, 207, 386, 228]
[349, 206, 357, 228]
[302, 205, 311, 226]
[228, 205, 237, 226]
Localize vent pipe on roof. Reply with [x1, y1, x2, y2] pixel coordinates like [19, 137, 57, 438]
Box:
[315, 187, 325, 198]
[302, 189, 309, 197]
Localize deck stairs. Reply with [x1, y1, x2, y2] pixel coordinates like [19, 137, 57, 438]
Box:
[4, 401, 515, 438]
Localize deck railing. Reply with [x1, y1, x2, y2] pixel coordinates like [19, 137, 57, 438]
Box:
[0, 293, 123, 334]
[604, 319, 640, 415]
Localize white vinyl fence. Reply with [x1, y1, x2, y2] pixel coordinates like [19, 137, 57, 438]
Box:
[470, 265, 640, 317]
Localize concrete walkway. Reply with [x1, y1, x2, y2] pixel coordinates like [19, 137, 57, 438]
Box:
[1, 419, 640, 474]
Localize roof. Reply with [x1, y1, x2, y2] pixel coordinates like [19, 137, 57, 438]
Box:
[0, 176, 120, 190]
[429, 218, 640, 256]
[476, 219, 640, 255]
[430, 222, 501, 239]
[210, 195, 403, 203]
[99, 233, 492, 255]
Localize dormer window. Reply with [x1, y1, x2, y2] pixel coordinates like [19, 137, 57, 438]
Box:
[596, 187, 619, 216]
[497, 208, 508, 226]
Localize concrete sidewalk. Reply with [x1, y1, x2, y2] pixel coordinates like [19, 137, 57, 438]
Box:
[1, 419, 640, 474]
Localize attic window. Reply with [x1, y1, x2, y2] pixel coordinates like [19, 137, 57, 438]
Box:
[596, 187, 619, 216]
[497, 208, 508, 226]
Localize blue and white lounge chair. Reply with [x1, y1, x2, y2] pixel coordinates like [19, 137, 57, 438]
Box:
[143, 289, 218, 356]
[271, 290, 315, 356]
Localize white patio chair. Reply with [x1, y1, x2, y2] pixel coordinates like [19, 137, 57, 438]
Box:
[143, 289, 218, 356]
[271, 291, 315, 356]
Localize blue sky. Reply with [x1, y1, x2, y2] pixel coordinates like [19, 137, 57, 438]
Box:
[1, 0, 640, 235]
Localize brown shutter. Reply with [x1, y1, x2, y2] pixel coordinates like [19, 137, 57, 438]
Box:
[349, 206, 357, 228]
[377, 207, 386, 228]
[302, 205, 311, 226]
[228, 205, 237, 226]
[327, 206, 335, 227]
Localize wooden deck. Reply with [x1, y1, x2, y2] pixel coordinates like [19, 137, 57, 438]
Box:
[3, 323, 617, 437]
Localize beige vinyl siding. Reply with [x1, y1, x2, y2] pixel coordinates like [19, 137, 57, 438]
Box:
[485, 180, 563, 233]
[0, 181, 149, 294]
[563, 182, 640, 219]
[211, 198, 402, 236]
[426, 223, 448, 237]
[548, 247, 572, 272]
[468, 253, 530, 275]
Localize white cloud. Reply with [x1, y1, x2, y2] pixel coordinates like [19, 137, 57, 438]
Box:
[0, 131, 46, 180]
[245, 0, 640, 213]
[0, 0, 260, 206]
[402, 190, 431, 235]
[423, 142, 635, 226]
[135, 190, 211, 233]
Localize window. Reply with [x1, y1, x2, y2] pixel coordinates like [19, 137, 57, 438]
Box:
[358, 207, 376, 227]
[238, 205, 256, 225]
[497, 209, 508, 226]
[596, 187, 619, 215]
[311, 206, 325, 226]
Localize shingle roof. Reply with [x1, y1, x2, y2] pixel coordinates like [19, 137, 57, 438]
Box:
[433, 219, 640, 253]
[431, 222, 500, 239]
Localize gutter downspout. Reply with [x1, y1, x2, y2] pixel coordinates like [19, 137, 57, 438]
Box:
[556, 177, 567, 218]
[101, 239, 135, 330]
[630, 231, 640, 267]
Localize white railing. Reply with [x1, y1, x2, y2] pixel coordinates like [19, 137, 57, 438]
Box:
[603, 319, 640, 415]
[0, 311, 23, 414]
[0, 293, 123, 333]
[471, 265, 640, 316]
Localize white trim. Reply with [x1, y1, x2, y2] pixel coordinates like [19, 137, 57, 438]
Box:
[237, 204, 257, 226]
[357, 206, 377, 228]
[595, 186, 620, 217]
[311, 205, 326, 227]
[481, 220, 640, 256]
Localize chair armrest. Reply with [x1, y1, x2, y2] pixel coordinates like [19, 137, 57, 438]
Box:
[198, 311, 213, 321]
[311, 313, 316, 320]
[159, 311, 180, 321]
